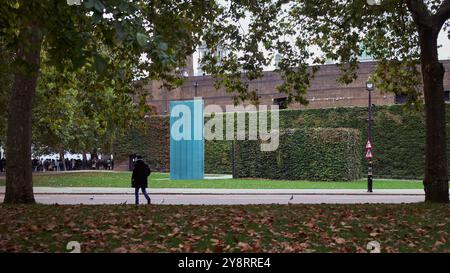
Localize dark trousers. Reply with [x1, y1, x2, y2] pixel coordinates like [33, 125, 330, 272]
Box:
[135, 187, 150, 204]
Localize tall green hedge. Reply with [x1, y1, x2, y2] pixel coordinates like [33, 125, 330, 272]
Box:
[114, 104, 450, 180]
[235, 128, 361, 181]
[204, 140, 233, 174]
[278, 105, 450, 179]
[114, 116, 169, 171]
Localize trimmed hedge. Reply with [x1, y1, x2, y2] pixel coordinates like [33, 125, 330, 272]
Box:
[114, 104, 450, 180]
[278, 105, 450, 179]
[114, 116, 169, 171]
[205, 140, 233, 174]
[235, 128, 361, 181]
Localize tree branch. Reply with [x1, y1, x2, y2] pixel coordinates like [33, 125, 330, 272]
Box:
[406, 0, 433, 27]
[433, 0, 450, 29]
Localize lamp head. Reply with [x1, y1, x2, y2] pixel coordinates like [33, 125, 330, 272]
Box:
[366, 81, 374, 91]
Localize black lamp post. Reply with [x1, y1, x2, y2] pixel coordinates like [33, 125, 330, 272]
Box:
[194, 81, 198, 98]
[366, 80, 374, 192]
[182, 71, 198, 98]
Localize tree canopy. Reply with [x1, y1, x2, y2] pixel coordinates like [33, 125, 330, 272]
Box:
[200, 0, 448, 107]
[0, 0, 221, 155]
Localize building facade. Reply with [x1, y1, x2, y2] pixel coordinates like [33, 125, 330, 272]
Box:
[145, 60, 450, 114]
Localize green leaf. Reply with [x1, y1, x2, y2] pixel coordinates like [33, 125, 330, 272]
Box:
[136, 33, 148, 47]
[113, 22, 125, 43]
[91, 12, 102, 24]
[84, 0, 95, 9]
[94, 55, 107, 73]
[118, 2, 129, 12]
[93, 0, 105, 13]
[158, 41, 168, 52]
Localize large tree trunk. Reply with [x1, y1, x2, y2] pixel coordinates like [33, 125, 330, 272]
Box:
[3, 24, 42, 204]
[418, 26, 449, 203]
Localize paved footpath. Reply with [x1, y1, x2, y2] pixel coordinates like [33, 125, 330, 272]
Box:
[0, 187, 433, 204]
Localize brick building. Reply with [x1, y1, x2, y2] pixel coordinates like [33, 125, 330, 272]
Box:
[145, 60, 450, 114]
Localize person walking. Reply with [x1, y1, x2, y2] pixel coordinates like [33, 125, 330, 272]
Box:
[131, 156, 151, 204]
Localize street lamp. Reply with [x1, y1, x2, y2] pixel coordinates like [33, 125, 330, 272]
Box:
[181, 71, 198, 98]
[366, 81, 374, 92]
[194, 81, 198, 98]
[366, 80, 374, 192]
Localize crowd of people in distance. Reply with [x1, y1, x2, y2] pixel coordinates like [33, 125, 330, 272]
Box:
[31, 157, 114, 172]
[0, 157, 114, 173]
[0, 153, 114, 173]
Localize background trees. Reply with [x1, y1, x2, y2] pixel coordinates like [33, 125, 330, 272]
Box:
[0, 0, 220, 203]
[32, 49, 150, 159]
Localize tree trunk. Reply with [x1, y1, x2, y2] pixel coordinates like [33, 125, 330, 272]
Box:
[418, 26, 449, 203]
[59, 150, 66, 171]
[82, 151, 87, 169]
[3, 24, 42, 204]
[92, 148, 98, 170]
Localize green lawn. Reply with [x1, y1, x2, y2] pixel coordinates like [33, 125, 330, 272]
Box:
[0, 171, 435, 189]
[0, 203, 448, 252]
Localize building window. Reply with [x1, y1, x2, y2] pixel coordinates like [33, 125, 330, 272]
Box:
[445, 91, 450, 101]
[273, 97, 288, 109]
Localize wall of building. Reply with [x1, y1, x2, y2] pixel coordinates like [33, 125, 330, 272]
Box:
[145, 60, 450, 114]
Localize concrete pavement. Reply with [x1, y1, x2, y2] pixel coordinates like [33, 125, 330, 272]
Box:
[0, 186, 426, 195]
[0, 186, 433, 204]
[0, 193, 426, 204]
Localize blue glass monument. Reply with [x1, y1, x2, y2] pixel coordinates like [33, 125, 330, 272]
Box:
[169, 99, 204, 180]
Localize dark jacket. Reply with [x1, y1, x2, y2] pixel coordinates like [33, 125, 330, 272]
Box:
[131, 160, 151, 188]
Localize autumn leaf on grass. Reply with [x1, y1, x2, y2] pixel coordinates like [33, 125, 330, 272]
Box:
[432, 240, 445, 251]
[279, 242, 296, 253]
[283, 246, 295, 253]
[213, 245, 225, 252]
[334, 237, 346, 244]
[237, 242, 253, 252]
[304, 219, 316, 229]
[179, 243, 193, 252]
[168, 227, 181, 237]
[45, 223, 57, 231]
[112, 247, 128, 253]
[27, 224, 40, 232]
[298, 230, 308, 239]
[174, 213, 183, 219]
[247, 229, 258, 237]
[210, 238, 220, 245]
[415, 228, 427, 236]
